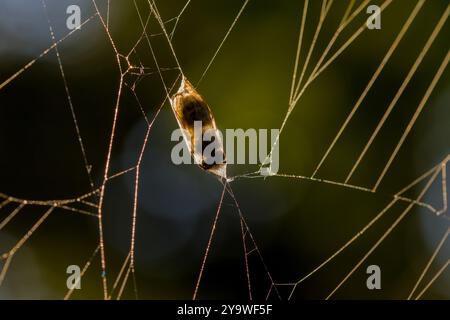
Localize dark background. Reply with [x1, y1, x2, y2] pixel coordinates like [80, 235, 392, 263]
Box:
[0, 0, 449, 299]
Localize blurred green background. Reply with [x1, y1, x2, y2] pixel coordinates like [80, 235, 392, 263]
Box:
[0, 0, 449, 299]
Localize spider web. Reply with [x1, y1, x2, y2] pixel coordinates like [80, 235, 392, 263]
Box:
[0, 0, 449, 300]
